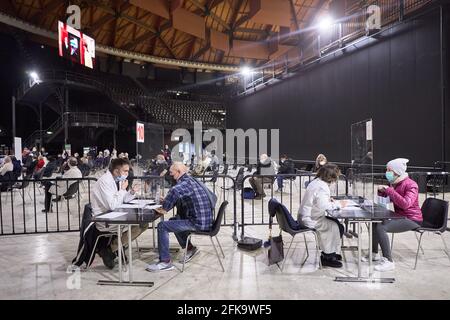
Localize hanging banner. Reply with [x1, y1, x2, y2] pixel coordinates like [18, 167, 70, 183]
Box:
[136, 121, 145, 143]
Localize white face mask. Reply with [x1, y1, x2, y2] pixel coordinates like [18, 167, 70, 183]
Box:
[319, 161, 326, 166]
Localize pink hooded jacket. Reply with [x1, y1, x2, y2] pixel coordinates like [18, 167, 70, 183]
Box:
[378, 177, 423, 222]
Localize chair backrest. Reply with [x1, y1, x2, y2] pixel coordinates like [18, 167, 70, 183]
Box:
[63, 181, 80, 198]
[221, 164, 229, 175]
[210, 201, 228, 237]
[275, 205, 298, 236]
[421, 198, 449, 232]
[233, 167, 245, 190]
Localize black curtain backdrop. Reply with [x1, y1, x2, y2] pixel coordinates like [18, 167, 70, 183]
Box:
[227, 8, 445, 167]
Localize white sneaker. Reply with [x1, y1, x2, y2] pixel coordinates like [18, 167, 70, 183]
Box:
[361, 252, 381, 262]
[374, 258, 395, 272]
[179, 247, 200, 264]
[145, 261, 174, 272]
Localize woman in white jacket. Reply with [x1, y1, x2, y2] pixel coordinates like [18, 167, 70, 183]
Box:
[298, 164, 346, 268]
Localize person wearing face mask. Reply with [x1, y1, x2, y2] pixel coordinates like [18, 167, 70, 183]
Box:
[91, 158, 147, 269]
[313, 154, 328, 172]
[249, 154, 276, 200]
[364, 158, 423, 272]
[42, 157, 82, 213]
[276, 154, 296, 193]
[298, 163, 346, 268]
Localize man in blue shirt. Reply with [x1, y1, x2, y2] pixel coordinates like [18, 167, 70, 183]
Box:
[146, 162, 213, 272]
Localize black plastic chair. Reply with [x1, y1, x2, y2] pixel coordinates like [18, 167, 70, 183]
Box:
[273, 204, 322, 271]
[412, 198, 449, 269]
[181, 201, 228, 272]
[53, 181, 80, 213]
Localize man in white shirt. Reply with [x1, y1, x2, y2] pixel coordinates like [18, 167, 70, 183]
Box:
[91, 158, 147, 269]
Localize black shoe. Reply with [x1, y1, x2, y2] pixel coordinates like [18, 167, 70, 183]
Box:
[99, 246, 116, 269]
[321, 254, 343, 268]
[334, 253, 342, 261]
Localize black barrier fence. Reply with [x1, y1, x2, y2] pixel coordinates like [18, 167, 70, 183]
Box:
[0, 177, 96, 235]
[239, 173, 349, 240]
[0, 168, 448, 238]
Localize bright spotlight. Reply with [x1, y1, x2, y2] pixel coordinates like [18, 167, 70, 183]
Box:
[318, 16, 334, 31]
[46, 131, 53, 135]
[240, 66, 252, 76]
[30, 71, 39, 80]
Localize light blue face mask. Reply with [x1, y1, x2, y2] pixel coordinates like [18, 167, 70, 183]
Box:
[115, 175, 127, 182]
[385, 171, 395, 183]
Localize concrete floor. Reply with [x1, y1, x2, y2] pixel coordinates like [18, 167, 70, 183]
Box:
[0, 223, 449, 300]
[1, 167, 449, 299]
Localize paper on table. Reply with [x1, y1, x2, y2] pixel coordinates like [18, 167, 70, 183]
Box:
[146, 204, 162, 210]
[128, 199, 156, 205]
[342, 200, 359, 207]
[116, 203, 147, 209]
[341, 206, 365, 212]
[99, 212, 127, 219]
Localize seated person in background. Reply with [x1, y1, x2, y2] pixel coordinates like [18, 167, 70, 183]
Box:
[192, 154, 210, 176]
[276, 154, 296, 193]
[10, 156, 22, 178]
[368, 158, 423, 272]
[298, 163, 346, 268]
[312, 154, 328, 173]
[146, 162, 213, 272]
[42, 156, 58, 177]
[32, 155, 46, 179]
[249, 154, 276, 200]
[42, 157, 82, 213]
[0, 156, 13, 176]
[91, 158, 147, 269]
[208, 150, 220, 172]
[78, 157, 91, 177]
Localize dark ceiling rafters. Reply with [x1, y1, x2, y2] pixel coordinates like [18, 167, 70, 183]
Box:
[3, 0, 333, 68]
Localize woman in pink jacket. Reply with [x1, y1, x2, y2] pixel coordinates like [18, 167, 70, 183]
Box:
[367, 158, 423, 272]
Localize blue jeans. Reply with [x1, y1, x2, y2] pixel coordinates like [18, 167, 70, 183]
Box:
[157, 218, 198, 262]
[276, 176, 284, 190]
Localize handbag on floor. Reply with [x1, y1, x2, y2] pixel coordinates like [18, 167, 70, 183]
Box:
[267, 213, 284, 265]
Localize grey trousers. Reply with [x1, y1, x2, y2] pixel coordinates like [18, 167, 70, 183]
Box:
[372, 219, 422, 261]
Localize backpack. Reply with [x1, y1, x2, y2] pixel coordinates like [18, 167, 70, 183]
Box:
[242, 187, 256, 199]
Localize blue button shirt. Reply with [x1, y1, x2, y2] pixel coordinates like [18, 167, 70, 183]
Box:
[162, 174, 213, 231]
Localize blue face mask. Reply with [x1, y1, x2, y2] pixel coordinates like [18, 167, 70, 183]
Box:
[115, 175, 127, 182]
[385, 171, 395, 183]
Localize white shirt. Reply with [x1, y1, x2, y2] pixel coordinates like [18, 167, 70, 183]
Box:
[298, 178, 340, 228]
[0, 162, 13, 176]
[91, 170, 135, 231]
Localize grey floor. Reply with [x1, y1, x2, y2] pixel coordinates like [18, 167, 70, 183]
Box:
[0, 168, 449, 299]
[0, 223, 449, 300]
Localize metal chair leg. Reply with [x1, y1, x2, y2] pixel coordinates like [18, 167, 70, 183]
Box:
[181, 234, 192, 273]
[313, 232, 322, 269]
[390, 233, 394, 251]
[303, 233, 309, 258]
[415, 232, 425, 255]
[215, 236, 225, 258]
[210, 236, 225, 272]
[135, 239, 141, 259]
[281, 235, 295, 272]
[439, 233, 450, 262]
[414, 232, 424, 270]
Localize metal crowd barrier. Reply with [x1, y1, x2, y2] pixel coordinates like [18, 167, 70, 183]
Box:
[0, 176, 96, 236]
[239, 173, 349, 240]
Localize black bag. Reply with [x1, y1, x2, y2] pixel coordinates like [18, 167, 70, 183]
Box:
[267, 208, 284, 265]
[237, 237, 262, 251]
[268, 235, 284, 265]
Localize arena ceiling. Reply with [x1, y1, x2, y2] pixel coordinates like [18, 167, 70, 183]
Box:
[1, 0, 333, 69]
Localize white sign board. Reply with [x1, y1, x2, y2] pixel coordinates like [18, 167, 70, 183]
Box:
[14, 137, 22, 163]
[136, 122, 145, 143]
